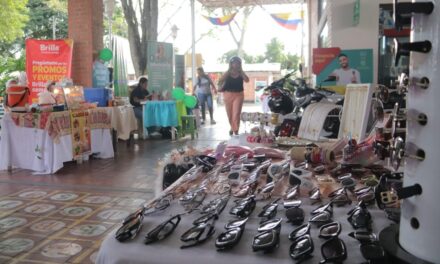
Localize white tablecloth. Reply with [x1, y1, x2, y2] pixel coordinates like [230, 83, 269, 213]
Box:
[106, 106, 138, 140]
[0, 114, 114, 174]
[96, 197, 393, 264]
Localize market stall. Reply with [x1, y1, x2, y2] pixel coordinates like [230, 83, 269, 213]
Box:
[95, 140, 398, 264]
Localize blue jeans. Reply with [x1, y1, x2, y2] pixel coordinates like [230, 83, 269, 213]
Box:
[197, 93, 213, 121]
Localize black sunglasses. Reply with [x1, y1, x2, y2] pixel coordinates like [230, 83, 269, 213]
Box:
[215, 217, 248, 251]
[290, 234, 314, 262]
[320, 237, 347, 263]
[319, 221, 341, 239]
[286, 207, 305, 225]
[180, 216, 216, 249]
[115, 213, 143, 242]
[289, 223, 311, 241]
[229, 196, 256, 218]
[144, 214, 181, 244]
[200, 195, 230, 215]
[309, 211, 332, 227]
[309, 187, 321, 204]
[252, 218, 282, 253]
[285, 184, 300, 200]
[258, 198, 280, 220]
[311, 202, 333, 216]
[347, 201, 372, 230]
[331, 192, 352, 207]
[349, 231, 388, 263]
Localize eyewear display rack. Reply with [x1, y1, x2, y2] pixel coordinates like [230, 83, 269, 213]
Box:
[379, 1, 439, 263]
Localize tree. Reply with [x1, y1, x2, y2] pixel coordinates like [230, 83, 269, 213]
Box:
[104, 2, 128, 38]
[120, 0, 158, 77]
[25, 0, 68, 40]
[226, 6, 254, 58]
[0, 0, 29, 43]
[264, 37, 300, 71]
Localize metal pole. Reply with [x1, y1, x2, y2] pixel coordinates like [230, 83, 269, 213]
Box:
[191, 0, 196, 93]
[52, 16, 56, 39]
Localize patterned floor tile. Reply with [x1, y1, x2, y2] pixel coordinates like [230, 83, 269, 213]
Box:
[22, 239, 94, 263]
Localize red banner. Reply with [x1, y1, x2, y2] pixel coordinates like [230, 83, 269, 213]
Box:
[26, 39, 74, 104]
[312, 48, 341, 75]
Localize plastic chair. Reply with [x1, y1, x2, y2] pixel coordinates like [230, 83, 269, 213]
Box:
[180, 115, 198, 139]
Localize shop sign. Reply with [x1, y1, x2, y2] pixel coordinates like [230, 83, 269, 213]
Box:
[25, 39, 73, 104]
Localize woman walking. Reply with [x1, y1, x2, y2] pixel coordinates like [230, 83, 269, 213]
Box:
[193, 67, 217, 125]
[219, 56, 249, 136]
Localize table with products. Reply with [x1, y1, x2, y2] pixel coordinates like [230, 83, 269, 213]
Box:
[0, 108, 114, 174]
[96, 146, 396, 264]
[142, 100, 187, 138]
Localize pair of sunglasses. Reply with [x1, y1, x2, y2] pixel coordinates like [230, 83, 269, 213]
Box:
[290, 233, 314, 262]
[143, 193, 174, 215]
[330, 189, 352, 207]
[180, 213, 217, 249]
[179, 188, 207, 212]
[267, 160, 290, 182]
[319, 221, 341, 239]
[144, 214, 181, 244]
[258, 198, 280, 221]
[286, 206, 304, 225]
[347, 201, 372, 230]
[115, 212, 143, 242]
[252, 218, 282, 253]
[320, 237, 347, 263]
[257, 181, 275, 199]
[354, 186, 376, 204]
[200, 195, 230, 215]
[349, 231, 388, 263]
[227, 164, 243, 185]
[309, 187, 321, 204]
[284, 184, 300, 200]
[194, 155, 217, 172]
[229, 196, 256, 218]
[215, 217, 248, 250]
[309, 202, 333, 227]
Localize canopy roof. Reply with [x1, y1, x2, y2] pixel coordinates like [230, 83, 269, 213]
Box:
[197, 0, 299, 8]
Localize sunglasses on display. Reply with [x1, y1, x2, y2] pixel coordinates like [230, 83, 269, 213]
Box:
[115, 213, 144, 242]
[319, 237, 347, 264]
[289, 234, 314, 262]
[144, 214, 181, 244]
[309, 211, 332, 227]
[252, 218, 282, 253]
[179, 188, 207, 212]
[327, 187, 346, 199]
[319, 221, 341, 239]
[285, 207, 305, 225]
[289, 223, 311, 241]
[194, 155, 217, 172]
[180, 219, 216, 249]
[330, 191, 352, 207]
[283, 199, 302, 209]
[309, 188, 322, 204]
[133, 193, 174, 218]
[200, 195, 230, 216]
[267, 160, 290, 182]
[229, 195, 256, 218]
[285, 184, 300, 200]
[258, 198, 280, 221]
[347, 201, 372, 230]
[349, 231, 388, 263]
[258, 181, 275, 200]
[215, 217, 249, 251]
[311, 202, 333, 216]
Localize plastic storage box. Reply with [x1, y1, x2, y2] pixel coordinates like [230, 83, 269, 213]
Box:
[84, 88, 110, 107]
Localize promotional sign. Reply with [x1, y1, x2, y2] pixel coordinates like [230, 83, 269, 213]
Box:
[70, 110, 91, 160]
[313, 48, 373, 94]
[26, 39, 73, 103]
[147, 41, 173, 93]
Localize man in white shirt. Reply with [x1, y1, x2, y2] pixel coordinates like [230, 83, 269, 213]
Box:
[330, 54, 361, 86]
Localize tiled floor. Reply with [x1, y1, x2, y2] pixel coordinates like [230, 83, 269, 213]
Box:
[0, 104, 263, 263]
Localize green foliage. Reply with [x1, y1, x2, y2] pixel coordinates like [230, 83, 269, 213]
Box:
[0, 0, 29, 43]
[220, 37, 301, 71]
[25, 0, 68, 40]
[0, 54, 25, 96]
[104, 2, 128, 38]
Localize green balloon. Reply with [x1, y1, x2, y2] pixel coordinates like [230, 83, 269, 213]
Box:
[172, 87, 185, 100]
[183, 95, 197, 108]
[99, 48, 113, 61]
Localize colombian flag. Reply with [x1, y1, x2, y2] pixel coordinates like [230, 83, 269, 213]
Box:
[203, 13, 237, 26]
[270, 13, 303, 30]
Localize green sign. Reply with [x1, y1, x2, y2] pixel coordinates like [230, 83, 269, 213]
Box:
[147, 41, 173, 93]
[353, 0, 360, 26]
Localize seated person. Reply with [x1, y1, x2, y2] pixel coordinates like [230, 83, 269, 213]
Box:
[129, 77, 152, 135]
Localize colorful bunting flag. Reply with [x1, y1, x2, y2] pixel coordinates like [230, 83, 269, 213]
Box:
[270, 13, 303, 30]
[203, 13, 237, 26]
